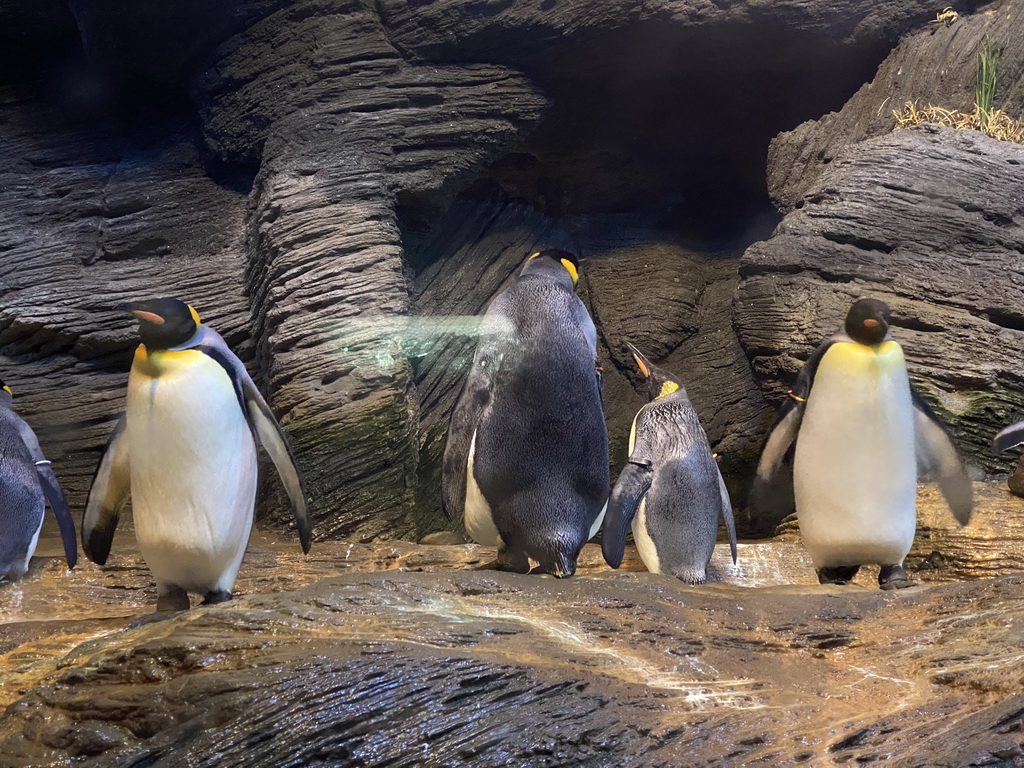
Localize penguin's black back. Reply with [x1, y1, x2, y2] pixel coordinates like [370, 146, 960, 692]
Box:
[472, 273, 609, 571]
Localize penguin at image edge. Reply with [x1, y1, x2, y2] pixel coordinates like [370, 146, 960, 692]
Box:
[752, 297, 972, 589]
[602, 343, 737, 584]
[441, 249, 609, 578]
[82, 298, 311, 612]
[0, 377, 77, 580]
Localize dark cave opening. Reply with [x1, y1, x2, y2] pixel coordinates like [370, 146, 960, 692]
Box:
[403, 19, 899, 272]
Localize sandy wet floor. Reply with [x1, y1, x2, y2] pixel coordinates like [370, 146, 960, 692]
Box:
[2, 480, 1023, 707]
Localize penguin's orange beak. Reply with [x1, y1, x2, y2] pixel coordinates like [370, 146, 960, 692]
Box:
[632, 354, 649, 378]
[131, 310, 166, 325]
[864, 318, 879, 328]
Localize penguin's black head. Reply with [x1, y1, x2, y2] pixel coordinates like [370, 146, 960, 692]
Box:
[844, 298, 891, 346]
[626, 342, 685, 401]
[520, 249, 580, 287]
[116, 298, 201, 350]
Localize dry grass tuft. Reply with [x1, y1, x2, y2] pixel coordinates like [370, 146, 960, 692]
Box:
[893, 101, 1024, 144]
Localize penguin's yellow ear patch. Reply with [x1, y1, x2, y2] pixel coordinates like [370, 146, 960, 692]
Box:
[528, 252, 541, 260]
[2, 385, 11, 396]
[188, 305, 201, 327]
[560, 258, 579, 284]
[657, 381, 680, 398]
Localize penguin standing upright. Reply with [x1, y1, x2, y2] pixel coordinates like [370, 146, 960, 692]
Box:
[442, 250, 609, 577]
[82, 299, 311, 611]
[753, 298, 973, 589]
[602, 344, 737, 583]
[0, 378, 77, 580]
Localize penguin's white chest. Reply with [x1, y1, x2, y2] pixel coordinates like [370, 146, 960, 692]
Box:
[794, 341, 917, 568]
[126, 349, 257, 592]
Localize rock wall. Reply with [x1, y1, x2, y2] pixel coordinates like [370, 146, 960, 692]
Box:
[0, 0, 1010, 540]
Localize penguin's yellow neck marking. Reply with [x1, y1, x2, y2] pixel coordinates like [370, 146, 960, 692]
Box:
[132, 345, 207, 378]
[188, 305, 201, 326]
[560, 258, 579, 284]
[657, 381, 679, 398]
[2, 385, 11, 396]
[823, 340, 904, 377]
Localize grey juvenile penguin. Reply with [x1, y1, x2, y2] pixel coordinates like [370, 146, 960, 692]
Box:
[442, 250, 609, 577]
[0, 377, 77, 580]
[753, 298, 972, 589]
[602, 344, 737, 583]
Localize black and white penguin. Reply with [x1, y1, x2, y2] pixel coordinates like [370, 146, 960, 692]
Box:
[82, 298, 311, 611]
[442, 250, 609, 577]
[753, 298, 972, 589]
[0, 378, 77, 580]
[602, 344, 737, 583]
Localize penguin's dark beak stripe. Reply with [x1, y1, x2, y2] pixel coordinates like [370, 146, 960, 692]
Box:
[131, 310, 166, 325]
[632, 354, 650, 378]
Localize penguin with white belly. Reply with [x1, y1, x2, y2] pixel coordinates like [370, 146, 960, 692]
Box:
[82, 299, 311, 611]
[442, 250, 609, 577]
[0, 378, 77, 580]
[753, 298, 972, 589]
[602, 344, 737, 583]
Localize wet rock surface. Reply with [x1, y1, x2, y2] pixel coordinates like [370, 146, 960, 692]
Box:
[2, 482, 1024, 766]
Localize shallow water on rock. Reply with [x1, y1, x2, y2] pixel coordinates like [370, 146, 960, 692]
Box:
[1, 482, 1023, 765]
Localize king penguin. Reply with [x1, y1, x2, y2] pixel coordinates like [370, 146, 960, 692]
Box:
[442, 250, 609, 577]
[0, 377, 77, 580]
[602, 344, 737, 583]
[753, 298, 973, 589]
[82, 298, 311, 611]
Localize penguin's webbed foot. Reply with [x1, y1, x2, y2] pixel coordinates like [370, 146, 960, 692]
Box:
[156, 585, 190, 612]
[470, 558, 532, 574]
[202, 589, 233, 606]
[878, 564, 916, 590]
[816, 565, 860, 585]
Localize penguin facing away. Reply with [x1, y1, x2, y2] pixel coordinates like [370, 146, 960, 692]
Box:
[442, 250, 609, 578]
[82, 299, 311, 611]
[0, 378, 77, 580]
[602, 344, 737, 584]
[753, 298, 972, 589]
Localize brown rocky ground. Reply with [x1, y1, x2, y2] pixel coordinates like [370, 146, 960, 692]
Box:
[1, 482, 1023, 765]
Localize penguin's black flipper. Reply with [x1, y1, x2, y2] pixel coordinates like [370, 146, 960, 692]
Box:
[193, 327, 312, 553]
[442, 367, 491, 520]
[749, 339, 834, 514]
[240, 377, 312, 554]
[15, 419, 77, 568]
[82, 416, 131, 565]
[994, 420, 1024, 454]
[37, 465, 77, 569]
[717, 471, 738, 564]
[602, 460, 653, 569]
[749, 405, 804, 514]
[911, 386, 973, 525]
